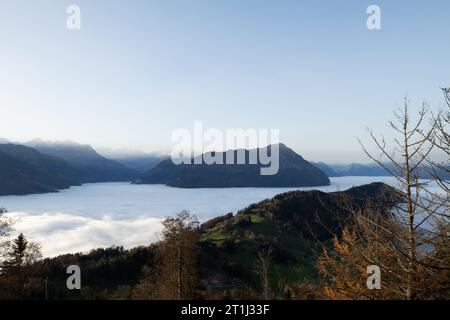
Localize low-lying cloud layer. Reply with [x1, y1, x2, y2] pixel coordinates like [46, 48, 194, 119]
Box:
[10, 212, 164, 257]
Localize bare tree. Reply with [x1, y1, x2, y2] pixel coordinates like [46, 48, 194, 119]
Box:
[356, 97, 441, 299]
[345, 93, 450, 300]
[427, 88, 450, 193]
[316, 92, 449, 300]
[0, 208, 13, 265]
[317, 204, 449, 299]
[133, 211, 201, 300]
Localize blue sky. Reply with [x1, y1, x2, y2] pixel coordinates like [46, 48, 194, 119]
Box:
[1, 0, 449, 163]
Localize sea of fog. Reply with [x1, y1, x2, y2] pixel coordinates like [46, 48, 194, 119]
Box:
[0, 176, 402, 257]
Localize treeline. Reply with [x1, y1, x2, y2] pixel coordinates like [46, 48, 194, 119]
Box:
[0, 205, 448, 300]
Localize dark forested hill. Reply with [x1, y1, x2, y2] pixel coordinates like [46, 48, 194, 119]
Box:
[135, 144, 330, 188]
[0, 144, 81, 195]
[199, 182, 399, 294]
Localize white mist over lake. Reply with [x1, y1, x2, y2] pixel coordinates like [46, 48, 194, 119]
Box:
[0, 176, 399, 257]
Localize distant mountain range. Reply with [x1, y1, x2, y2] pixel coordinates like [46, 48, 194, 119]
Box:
[135, 144, 331, 188]
[96, 148, 169, 174]
[25, 140, 140, 183]
[114, 155, 169, 174]
[0, 137, 447, 196]
[329, 163, 390, 176]
[320, 162, 450, 180]
[310, 162, 396, 177]
[311, 162, 340, 177]
[0, 140, 163, 195]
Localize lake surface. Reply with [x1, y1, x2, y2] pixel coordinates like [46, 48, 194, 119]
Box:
[0, 176, 398, 257]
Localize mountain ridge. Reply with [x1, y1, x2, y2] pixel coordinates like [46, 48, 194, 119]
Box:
[26, 140, 140, 183]
[135, 144, 330, 188]
[0, 143, 81, 195]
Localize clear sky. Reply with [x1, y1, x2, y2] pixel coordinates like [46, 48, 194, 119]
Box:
[1, 0, 449, 163]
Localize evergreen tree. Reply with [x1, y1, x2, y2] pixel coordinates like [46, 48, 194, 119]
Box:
[0, 233, 42, 299]
[9, 233, 28, 268]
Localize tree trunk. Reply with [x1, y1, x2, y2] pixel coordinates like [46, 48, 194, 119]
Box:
[403, 118, 416, 300]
